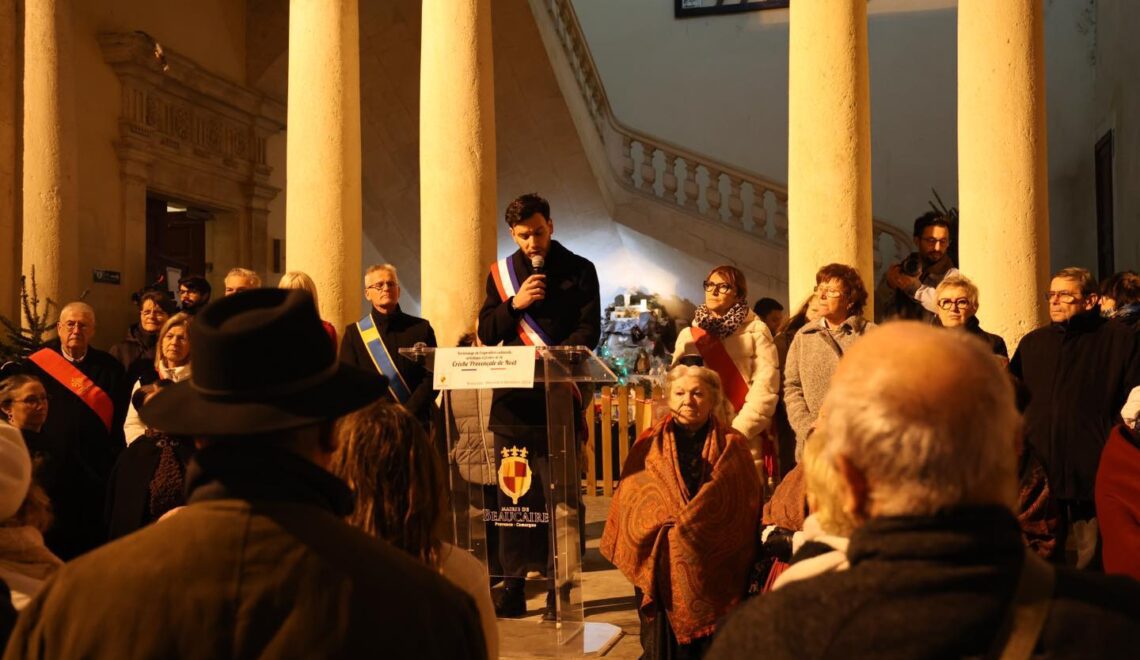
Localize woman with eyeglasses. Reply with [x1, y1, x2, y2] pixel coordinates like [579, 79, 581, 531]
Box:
[932, 274, 1008, 361]
[0, 376, 49, 439]
[110, 290, 178, 386]
[672, 266, 780, 483]
[784, 263, 875, 461]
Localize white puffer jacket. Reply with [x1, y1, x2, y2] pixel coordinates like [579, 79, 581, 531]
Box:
[672, 310, 780, 443]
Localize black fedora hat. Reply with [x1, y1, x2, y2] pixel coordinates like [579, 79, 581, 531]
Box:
[140, 288, 387, 436]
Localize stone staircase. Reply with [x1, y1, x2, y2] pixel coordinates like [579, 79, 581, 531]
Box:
[528, 0, 912, 297]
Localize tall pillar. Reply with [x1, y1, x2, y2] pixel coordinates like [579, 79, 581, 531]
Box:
[0, 0, 19, 320]
[419, 0, 497, 346]
[22, 0, 77, 308]
[786, 0, 874, 307]
[285, 0, 361, 329]
[958, 0, 1049, 348]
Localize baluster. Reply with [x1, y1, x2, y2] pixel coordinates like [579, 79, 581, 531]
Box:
[774, 192, 789, 241]
[727, 176, 744, 229]
[662, 153, 679, 206]
[752, 185, 769, 238]
[705, 167, 723, 221]
[639, 144, 657, 193]
[621, 136, 635, 187]
[682, 159, 700, 211]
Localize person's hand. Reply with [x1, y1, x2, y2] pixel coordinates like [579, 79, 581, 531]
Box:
[512, 274, 546, 310]
[886, 265, 919, 293]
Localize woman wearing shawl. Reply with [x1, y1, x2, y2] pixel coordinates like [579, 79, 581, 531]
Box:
[673, 266, 780, 483]
[602, 365, 760, 659]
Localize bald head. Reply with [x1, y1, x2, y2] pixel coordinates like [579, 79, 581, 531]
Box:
[818, 322, 1020, 520]
[57, 301, 97, 359]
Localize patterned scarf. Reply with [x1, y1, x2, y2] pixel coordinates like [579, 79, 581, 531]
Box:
[601, 416, 759, 643]
[693, 301, 750, 339]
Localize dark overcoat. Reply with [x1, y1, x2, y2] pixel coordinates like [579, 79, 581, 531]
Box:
[5, 444, 487, 660]
[1009, 311, 1140, 502]
[339, 305, 437, 424]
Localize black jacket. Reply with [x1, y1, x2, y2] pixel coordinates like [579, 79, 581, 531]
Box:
[108, 324, 159, 386]
[1009, 311, 1140, 501]
[105, 433, 195, 540]
[6, 444, 486, 659]
[934, 316, 1008, 358]
[27, 345, 128, 559]
[477, 241, 601, 433]
[710, 507, 1140, 660]
[339, 305, 437, 424]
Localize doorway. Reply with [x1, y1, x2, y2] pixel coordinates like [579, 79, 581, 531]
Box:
[145, 195, 209, 297]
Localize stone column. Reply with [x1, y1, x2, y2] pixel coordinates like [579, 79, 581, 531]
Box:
[786, 0, 874, 307]
[22, 0, 78, 309]
[285, 0, 361, 329]
[958, 0, 1049, 348]
[0, 0, 18, 319]
[419, 0, 497, 347]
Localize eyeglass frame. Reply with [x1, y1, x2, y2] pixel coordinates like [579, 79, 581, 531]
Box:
[59, 320, 91, 332]
[12, 395, 50, 407]
[937, 297, 973, 311]
[702, 281, 735, 296]
[920, 237, 951, 248]
[1045, 291, 1082, 304]
[366, 281, 399, 292]
[814, 285, 847, 300]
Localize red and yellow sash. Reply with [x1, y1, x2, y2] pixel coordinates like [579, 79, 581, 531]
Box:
[29, 348, 114, 433]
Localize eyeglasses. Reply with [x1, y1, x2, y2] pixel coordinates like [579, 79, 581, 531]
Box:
[1045, 291, 1080, 304]
[59, 320, 90, 331]
[702, 281, 735, 296]
[937, 298, 973, 310]
[366, 282, 398, 292]
[815, 286, 846, 299]
[920, 237, 951, 248]
[14, 396, 49, 407]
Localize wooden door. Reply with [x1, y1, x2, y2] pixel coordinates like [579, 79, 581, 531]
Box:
[145, 196, 207, 291]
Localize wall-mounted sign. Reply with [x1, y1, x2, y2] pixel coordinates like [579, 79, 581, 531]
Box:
[92, 269, 121, 285]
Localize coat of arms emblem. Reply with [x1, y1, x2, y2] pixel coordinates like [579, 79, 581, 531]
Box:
[498, 446, 532, 505]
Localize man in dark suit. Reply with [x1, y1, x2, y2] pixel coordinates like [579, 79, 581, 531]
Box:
[7, 289, 486, 659]
[339, 264, 437, 427]
[26, 301, 128, 559]
[478, 193, 601, 617]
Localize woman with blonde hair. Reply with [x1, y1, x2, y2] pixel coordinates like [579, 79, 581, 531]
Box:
[602, 364, 759, 658]
[122, 313, 192, 445]
[278, 271, 337, 349]
[331, 400, 498, 659]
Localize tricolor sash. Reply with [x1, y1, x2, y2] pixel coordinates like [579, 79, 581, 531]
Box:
[489, 256, 554, 347]
[690, 327, 750, 413]
[28, 348, 114, 433]
[356, 314, 413, 403]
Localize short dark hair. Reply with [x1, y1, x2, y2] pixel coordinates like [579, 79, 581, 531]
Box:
[178, 275, 212, 296]
[505, 193, 551, 228]
[139, 290, 178, 315]
[815, 263, 869, 317]
[753, 297, 784, 317]
[1052, 267, 1098, 297]
[1101, 271, 1140, 306]
[912, 211, 951, 238]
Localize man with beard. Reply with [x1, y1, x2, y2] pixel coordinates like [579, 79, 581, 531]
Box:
[478, 193, 600, 619]
[177, 275, 212, 315]
[876, 211, 959, 322]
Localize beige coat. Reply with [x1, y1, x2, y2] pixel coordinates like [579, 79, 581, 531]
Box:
[673, 311, 780, 464]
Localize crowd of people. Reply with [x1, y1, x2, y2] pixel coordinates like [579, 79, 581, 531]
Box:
[0, 196, 1137, 657]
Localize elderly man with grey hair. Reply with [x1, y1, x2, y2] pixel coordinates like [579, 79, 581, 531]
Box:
[24, 301, 128, 559]
[710, 323, 1140, 659]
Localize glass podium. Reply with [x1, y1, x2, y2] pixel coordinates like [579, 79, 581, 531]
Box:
[401, 346, 621, 657]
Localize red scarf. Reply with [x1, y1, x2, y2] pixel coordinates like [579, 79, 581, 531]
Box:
[601, 416, 759, 643]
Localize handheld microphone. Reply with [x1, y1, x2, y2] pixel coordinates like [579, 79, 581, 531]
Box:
[530, 255, 545, 274]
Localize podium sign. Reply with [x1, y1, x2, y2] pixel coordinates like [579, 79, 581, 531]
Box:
[403, 346, 618, 656]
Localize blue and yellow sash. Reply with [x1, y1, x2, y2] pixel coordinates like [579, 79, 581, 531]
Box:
[356, 313, 412, 403]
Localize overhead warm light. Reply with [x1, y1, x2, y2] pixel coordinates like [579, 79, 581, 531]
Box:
[166, 202, 188, 213]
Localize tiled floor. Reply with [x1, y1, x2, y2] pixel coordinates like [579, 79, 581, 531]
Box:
[497, 495, 642, 659]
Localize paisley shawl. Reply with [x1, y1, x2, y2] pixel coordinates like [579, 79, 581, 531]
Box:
[600, 415, 759, 643]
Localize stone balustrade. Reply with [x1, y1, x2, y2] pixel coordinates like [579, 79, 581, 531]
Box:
[539, 0, 914, 286]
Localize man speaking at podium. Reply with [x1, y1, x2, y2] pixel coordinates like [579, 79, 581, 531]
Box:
[478, 193, 601, 618]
